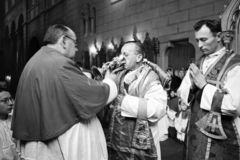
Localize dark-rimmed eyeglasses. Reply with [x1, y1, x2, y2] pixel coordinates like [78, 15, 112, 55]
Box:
[64, 36, 78, 47]
[122, 52, 139, 57]
[0, 97, 14, 104]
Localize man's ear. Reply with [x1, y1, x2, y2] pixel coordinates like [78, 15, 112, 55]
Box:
[61, 36, 66, 49]
[216, 32, 222, 42]
[136, 54, 143, 63]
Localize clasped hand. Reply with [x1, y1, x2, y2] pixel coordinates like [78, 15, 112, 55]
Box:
[189, 63, 207, 89]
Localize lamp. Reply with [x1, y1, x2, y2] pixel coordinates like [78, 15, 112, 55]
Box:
[110, 37, 118, 51]
[133, 26, 141, 42]
[5, 75, 11, 83]
[5, 75, 11, 90]
[89, 38, 99, 58]
[94, 38, 100, 53]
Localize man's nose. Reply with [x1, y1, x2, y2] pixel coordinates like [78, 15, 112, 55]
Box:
[198, 41, 203, 48]
[8, 99, 14, 106]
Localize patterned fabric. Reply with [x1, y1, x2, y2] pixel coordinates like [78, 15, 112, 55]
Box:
[107, 65, 159, 160]
[132, 119, 152, 150]
[185, 53, 240, 160]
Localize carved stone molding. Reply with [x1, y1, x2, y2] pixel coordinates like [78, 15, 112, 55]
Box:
[220, 0, 240, 52]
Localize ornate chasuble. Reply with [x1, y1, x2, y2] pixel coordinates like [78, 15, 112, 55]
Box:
[107, 65, 159, 160]
[185, 53, 240, 160]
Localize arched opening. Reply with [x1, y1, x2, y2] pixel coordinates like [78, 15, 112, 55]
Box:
[10, 20, 18, 95]
[84, 50, 90, 69]
[17, 14, 24, 82]
[1, 26, 10, 89]
[10, 20, 16, 37]
[81, 13, 86, 36]
[5, 0, 8, 12]
[28, 37, 40, 61]
[87, 3, 91, 34]
[92, 7, 96, 33]
[167, 39, 195, 71]
[0, 26, 9, 80]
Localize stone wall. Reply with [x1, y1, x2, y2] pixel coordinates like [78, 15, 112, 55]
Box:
[78, 0, 229, 68]
[3, 0, 230, 76]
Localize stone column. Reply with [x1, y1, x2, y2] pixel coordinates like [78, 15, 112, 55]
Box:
[1, 37, 10, 78]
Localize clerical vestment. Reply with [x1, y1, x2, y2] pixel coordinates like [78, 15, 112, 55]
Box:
[12, 46, 117, 160]
[178, 48, 240, 160]
[107, 65, 167, 160]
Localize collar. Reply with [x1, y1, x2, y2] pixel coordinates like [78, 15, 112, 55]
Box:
[124, 65, 144, 84]
[205, 47, 226, 59]
[125, 65, 144, 78]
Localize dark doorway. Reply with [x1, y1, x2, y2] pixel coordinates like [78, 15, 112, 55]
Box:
[28, 37, 40, 61]
[84, 50, 90, 69]
[168, 39, 195, 70]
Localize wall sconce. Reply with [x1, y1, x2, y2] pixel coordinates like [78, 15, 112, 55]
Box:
[5, 75, 11, 90]
[89, 38, 99, 58]
[133, 26, 141, 42]
[108, 43, 114, 50]
[110, 37, 118, 51]
[94, 38, 100, 53]
[107, 37, 117, 52]
[106, 37, 118, 60]
[90, 46, 97, 58]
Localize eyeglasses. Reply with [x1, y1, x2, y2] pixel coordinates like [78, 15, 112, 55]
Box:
[122, 52, 139, 57]
[64, 36, 78, 47]
[0, 97, 14, 104]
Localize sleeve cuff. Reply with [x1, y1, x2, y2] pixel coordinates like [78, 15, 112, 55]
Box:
[199, 84, 218, 111]
[137, 98, 148, 119]
[196, 84, 208, 102]
[121, 95, 139, 118]
[102, 78, 118, 104]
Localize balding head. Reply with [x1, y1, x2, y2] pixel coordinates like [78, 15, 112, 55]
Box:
[43, 24, 71, 45]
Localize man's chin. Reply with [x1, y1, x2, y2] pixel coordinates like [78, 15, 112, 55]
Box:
[201, 50, 210, 55]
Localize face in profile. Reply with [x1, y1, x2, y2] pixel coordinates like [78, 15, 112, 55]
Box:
[64, 30, 78, 59]
[195, 24, 221, 55]
[0, 91, 14, 118]
[121, 43, 142, 71]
